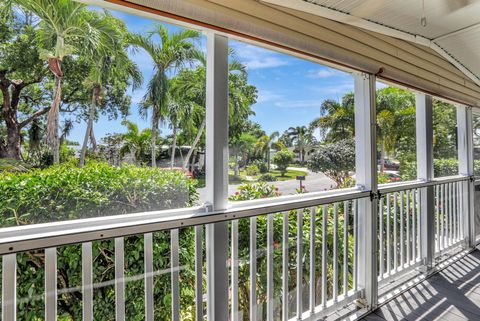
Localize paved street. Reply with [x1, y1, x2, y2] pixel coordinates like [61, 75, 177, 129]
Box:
[197, 168, 336, 203]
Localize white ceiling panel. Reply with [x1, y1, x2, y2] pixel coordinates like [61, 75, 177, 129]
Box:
[266, 0, 480, 85]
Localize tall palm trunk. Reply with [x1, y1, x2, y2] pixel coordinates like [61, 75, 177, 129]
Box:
[182, 116, 205, 170]
[170, 123, 177, 168]
[79, 85, 99, 167]
[151, 113, 158, 167]
[380, 142, 386, 173]
[47, 75, 62, 164]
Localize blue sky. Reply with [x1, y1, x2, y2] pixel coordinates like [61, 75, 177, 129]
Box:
[67, 6, 355, 143]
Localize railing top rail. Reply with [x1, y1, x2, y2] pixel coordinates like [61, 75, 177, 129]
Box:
[0, 175, 470, 255]
[0, 187, 369, 255]
[378, 175, 470, 194]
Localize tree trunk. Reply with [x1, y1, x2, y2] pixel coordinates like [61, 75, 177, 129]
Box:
[380, 142, 386, 173]
[79, 87, 98, 167]
[234, 149, 240, 177]
[170, 123, 177, 168]
[266, 147, 271, 171]
[182, 116, 206, 170]
[47, 74, 62, 164]
[0, 85, 21, 159]
[151, 114, 158, 168]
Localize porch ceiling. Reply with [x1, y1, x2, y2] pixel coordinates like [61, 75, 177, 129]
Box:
[263, 0, 480, 87]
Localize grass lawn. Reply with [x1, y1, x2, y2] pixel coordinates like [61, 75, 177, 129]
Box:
[270, 169, 307, 181]
[227, 168, 308, 182]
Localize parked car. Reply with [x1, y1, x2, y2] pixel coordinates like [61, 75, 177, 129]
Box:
[378, 159, 400, 170]
[384, 171, 401, 182]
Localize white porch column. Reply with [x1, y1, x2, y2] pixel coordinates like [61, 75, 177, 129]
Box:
[457, 106, 475, 247]
[205, 32, 230, 321]
[416, 93, 435, 268]
[354, 73, 378, 309]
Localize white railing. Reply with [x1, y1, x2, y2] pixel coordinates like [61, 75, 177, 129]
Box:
[434, 180, 465, 255]
[0, 188, 369, 321]
[0, 176, 473, 321]
[378, 188, 421, 283]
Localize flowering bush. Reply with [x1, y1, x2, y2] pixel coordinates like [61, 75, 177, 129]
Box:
[258, 173, 277, 182]
[229, 182, 280, 201]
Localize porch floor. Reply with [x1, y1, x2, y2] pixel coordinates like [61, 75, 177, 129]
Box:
[362, 249, 480, 321]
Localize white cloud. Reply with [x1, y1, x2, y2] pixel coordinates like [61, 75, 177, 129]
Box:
[307, 68, 347, 79]
[231, 43, 289, 70]
[274, 100, 321, 108]
[257, 90, 284, 103]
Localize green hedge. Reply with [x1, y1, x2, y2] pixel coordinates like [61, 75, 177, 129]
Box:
[401, 158, 480, 180]
[0, 162, 198, 226]
[0, 163, 198, 321]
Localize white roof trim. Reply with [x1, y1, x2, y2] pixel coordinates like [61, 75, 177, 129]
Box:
[261, 0, 480, 87]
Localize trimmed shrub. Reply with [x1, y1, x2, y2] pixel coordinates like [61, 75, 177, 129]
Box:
[245, 164, 260, 176]
[258, 173, 278, 182]
[0, 162, 198, 226]
[272, 149, 295, 176]
[400, 158, 480, 180]
[1, 162, 198, 321]
[251, 160, 268, 173]
[229, 182, 280, 201]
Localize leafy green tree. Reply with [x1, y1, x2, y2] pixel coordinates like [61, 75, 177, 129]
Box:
[120, 120, 152, 166]
[14, 0, 113, 163]
[230, 133, 257, 176]
[310, 93, 355, 142]
[173, 52, 257, 170]
[0, 4, 47, 159]
[255, 131, 279, 171]
[129, 25, 200, 167]
[287, 125, 315, 164]
[433, 98, 458, 160]
[79, 11, 142, 167]
[376, 87, 415, 171]
[308, 139, 355, 186]
[272, 149, 294, 176]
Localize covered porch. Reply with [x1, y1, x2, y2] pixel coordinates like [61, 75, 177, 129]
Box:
[2, 0, 480, 321]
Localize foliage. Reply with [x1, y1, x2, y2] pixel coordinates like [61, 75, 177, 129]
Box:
[245, 164, 260, 176]
[0, 162, 198, 320]
[310, 93, 355, 142]
[0, 158, 30, 172]
[228, 182, 280, 201]
[258, 172, 278, 182]
[399, 158, 480, 180]
[272, 149, 294, 176]
[433, 99, 458, 159]
[308, 139, 355, 186]
[251, 159, 268, 174]
[0, 162, 198, 225]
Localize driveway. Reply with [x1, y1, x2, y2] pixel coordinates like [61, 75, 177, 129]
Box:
[197, 168, 336, 203]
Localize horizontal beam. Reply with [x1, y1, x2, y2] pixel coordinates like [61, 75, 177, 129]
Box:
[0, 174, 471, 256]
[0, 188, 369, 255]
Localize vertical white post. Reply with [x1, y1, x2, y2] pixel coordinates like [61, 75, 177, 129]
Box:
[144, 234, 154, 321]
[205, 31, 229, 321]
[416, 93, 435, 268]
[45, 247, 57, 321]
[82, 242, 93, 321]
[354, 73, 378, 309]
[171, 229, 180, 321]
[457, 106, 475, 247]
[2, 254, 16, 321]
[115, 238, 125, 321]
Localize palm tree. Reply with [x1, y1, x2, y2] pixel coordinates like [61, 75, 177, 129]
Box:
[15, 0, 109, 164]
[119, 120, 151, 166]
[176, 52, 255, 170]
[79, 12, 142, 167]
[129, 25, 200, 167]
[255, 131, 279, 171]
[310, 94, 355, 143]
[287, 125, 310, 164]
